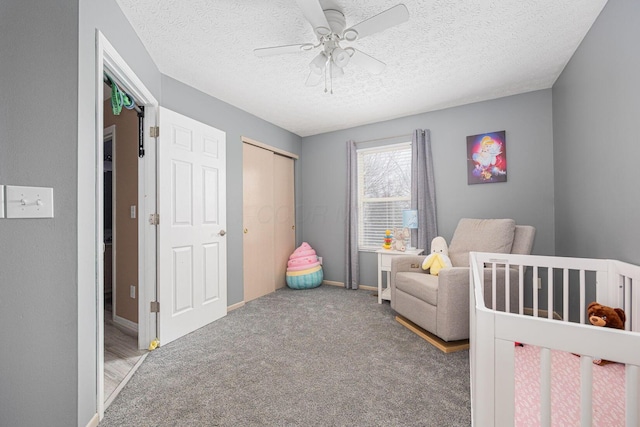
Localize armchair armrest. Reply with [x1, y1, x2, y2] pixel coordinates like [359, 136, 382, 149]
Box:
[436, 266, 520, 341]
[436, 267, 472, 341]
[390, 256, 426, 308]
[391, 256, 426, 275]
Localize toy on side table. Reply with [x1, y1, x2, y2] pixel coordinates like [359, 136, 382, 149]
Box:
[392, 227, 410, 251]
[382, 229, 393, 249]
[587, 301, 626, 365]
[421, 236, 452, 276]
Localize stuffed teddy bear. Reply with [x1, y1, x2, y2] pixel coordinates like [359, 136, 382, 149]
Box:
[392, 227, 410, 251]
[421, 236, 452, 276]
[587, 301, 626, 365]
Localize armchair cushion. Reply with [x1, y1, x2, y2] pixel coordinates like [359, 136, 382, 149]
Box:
[448, 218, 516, 267]
[395, 272, 438, 306]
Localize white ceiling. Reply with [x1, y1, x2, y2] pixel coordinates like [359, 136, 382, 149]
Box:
[115, 0, 607, 137]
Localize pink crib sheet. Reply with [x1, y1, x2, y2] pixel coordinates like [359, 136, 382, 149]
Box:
[514, 344, 625, 426]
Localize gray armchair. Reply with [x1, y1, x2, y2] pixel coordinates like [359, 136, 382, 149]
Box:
[390, 218, 535, 342]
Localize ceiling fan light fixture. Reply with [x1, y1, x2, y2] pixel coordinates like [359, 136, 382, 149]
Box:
[331, 61, 345, 78]
[332, 47, 350, 68]
[343, 28, 358, 42]
[309, 51, 327, 75]
[315, 26, 331, 37]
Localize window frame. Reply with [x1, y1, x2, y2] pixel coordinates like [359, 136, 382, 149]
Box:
[356, 141, 412, 252]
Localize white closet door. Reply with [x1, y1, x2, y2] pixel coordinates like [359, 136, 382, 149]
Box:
[157, 107, 227, 346]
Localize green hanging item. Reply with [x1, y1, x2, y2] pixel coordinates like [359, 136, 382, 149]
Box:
[108, 76, 135, 116]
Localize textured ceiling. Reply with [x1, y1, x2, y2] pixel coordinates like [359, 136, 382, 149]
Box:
[115, 0, 607, 137]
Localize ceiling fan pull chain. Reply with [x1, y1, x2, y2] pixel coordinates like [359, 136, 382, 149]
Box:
[324, 69, 328, 93]
[324, 54, 329, 93]
[329, 54, 334, 95]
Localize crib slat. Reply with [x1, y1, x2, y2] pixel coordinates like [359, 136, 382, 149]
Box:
[540, 348, 552, 427]
[626, 365, 639, 427]
[624, 277, 631, 331]
[534, 266, 539, 317]
[580, 270, 586, 325]
[580, 355, 593, 427]
[505, 263, 510, 313]
[492, 263, 497, 311]
[633, 277, 640, 333]
[563, 268, 569, 322]
[519, 265, 524, 315]
[548, 268, 554, 320]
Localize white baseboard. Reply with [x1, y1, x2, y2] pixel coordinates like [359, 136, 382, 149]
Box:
[86, 413, 100, 427]
[323, 280, 344, 287]
[113, 314, 138, 334]
[227, 301, 245, 312]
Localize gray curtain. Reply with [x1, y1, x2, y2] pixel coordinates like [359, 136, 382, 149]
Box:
[344, 140, 359, 289]
[411, 129, 438, 251]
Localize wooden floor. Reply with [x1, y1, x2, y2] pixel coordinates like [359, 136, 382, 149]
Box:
[104, 310, 146, 407]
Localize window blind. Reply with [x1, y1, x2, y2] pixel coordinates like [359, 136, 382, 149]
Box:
[357, 143, 411, 250]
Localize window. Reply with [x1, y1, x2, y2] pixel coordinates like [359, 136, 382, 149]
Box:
[357, 142, 411, 250]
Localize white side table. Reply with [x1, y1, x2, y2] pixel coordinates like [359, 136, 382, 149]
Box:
[376, 248, 424, 304]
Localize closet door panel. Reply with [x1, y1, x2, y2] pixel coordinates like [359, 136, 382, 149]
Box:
[273, 155, 295, 289]
[243, 143, 275, 301]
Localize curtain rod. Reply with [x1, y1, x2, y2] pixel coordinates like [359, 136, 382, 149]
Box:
[355, 133, 413, 145]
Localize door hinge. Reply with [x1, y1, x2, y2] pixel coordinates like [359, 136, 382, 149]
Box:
[150, 126, 159, 138]
[149, 213, 160, 225]
[150, 301, 160, 313]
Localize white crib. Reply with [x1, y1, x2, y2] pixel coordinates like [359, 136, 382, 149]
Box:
[469, 252, 640, 426]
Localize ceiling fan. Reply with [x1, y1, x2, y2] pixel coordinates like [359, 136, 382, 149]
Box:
[254, 0, 410, 93]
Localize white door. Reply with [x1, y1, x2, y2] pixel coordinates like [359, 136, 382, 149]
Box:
[158, 107, 227, 346]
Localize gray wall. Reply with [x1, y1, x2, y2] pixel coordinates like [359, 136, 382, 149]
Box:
[0, 1, 79, 425]
[553, 0, 640, 264]
[77, 0, 163, 424]
[160, 76, 302, 305]
[301, 90, 555, 287]
[0, 0, 161, 424]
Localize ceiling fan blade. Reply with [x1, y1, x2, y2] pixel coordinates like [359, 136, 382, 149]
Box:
[305, 71, 323, 87]
[295, 0, 331, 37]
[349, 49, 386, 75]
[344, 4, 409, 40]
[254, 44, 312, 57]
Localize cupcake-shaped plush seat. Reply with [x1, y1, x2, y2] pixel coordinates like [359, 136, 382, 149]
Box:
[286, 242, 323, 289]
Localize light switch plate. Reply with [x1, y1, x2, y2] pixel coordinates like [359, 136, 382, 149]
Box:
[0, 185, 5, 218]
[6, 185, 54, 218]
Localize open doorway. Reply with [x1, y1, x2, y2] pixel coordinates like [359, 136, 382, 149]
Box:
[102, 99, 145, 407]
[96, 32, 159, 419]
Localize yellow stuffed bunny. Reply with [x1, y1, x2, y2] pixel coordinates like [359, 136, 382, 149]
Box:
[421, 236, 452, 275]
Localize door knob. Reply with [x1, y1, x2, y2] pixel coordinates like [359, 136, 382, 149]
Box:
[291, 225, 295, 230]
[219, 230, 226, 236]
[244, 228, 248, 234]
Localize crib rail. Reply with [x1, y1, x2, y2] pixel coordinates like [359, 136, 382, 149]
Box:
[469, 252, 640, 427]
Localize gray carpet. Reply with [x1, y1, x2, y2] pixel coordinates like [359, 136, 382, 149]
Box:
[100, 285, 470, 426]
